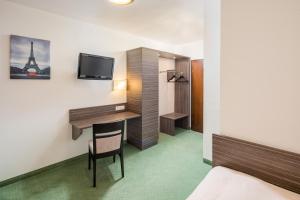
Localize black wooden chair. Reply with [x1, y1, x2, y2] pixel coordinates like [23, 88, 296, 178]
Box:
[88, 121, 125, 187]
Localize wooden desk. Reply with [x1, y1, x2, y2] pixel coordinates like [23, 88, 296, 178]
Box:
[70, 111, 140, 140]
[69, 104, 140, 140]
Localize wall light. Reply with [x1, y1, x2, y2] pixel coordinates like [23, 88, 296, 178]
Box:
[109, 0, 134, 5]
[113, 80, 127, 90]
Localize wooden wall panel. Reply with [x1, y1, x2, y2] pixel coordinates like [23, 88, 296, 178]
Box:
[127, 118, 143, 148]
[127, 48, 143, 148]
[69, 103, 127, 122]
[213, 134, 300, 194]
[142, 48, 159, 148]
[175, 58, 191, 127]
[142, 48, 159, 149]
[127, 48, 159, 149]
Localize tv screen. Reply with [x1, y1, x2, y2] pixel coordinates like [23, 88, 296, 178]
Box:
[78, 53, 114, 80]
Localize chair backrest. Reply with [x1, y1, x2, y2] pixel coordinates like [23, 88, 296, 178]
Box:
[92, 121, 125, 155]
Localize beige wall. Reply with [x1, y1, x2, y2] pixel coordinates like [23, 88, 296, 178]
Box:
[0, 0, 203, 182]
[178, 40, 204, 60]
[221, 0, 300, 153]
[203, 0, 221, 160]
[0, 1, 182, 182]
[159, 58, 175, 116]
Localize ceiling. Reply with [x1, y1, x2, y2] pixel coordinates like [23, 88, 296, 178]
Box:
[6, 0, 204, 45]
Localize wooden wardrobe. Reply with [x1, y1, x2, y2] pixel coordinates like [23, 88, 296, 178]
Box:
[126, 47, 190, 150]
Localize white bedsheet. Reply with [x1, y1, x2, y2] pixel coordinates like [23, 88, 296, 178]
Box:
[186, 166, 300, 200]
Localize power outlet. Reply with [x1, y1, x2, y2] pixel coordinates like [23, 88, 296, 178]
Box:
[115, 105, 125, 111]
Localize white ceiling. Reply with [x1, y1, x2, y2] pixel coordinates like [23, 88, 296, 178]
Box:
[6, 0, 204, 45]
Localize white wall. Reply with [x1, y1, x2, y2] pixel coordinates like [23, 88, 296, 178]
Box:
[178, 40, 204, 60]
[203, 0, 221, 160]
[221, 0, 300, 154]
[159, 58, 175, 116]
[0, 1, 182, 182]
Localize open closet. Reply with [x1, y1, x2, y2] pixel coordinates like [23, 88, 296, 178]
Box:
[126, 47, 190, 150]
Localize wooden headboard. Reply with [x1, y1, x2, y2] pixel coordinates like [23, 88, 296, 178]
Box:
[213, 134, 300, 194]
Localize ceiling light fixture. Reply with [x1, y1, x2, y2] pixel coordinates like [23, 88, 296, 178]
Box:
[109, 0, 134, 5]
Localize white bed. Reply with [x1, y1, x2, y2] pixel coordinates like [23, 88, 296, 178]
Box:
[186, 166, 300, 200]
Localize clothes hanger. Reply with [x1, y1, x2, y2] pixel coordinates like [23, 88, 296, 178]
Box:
[175, 72, 188, 82]
[167, 70, 176, 82]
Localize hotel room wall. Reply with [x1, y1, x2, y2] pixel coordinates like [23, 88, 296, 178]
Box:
[203, 0, 221, 161]
[221, 0, 300, 154]
[159, 58, 175, 116]
[178, 40, 204, 60]
[0, 1, 183, 182]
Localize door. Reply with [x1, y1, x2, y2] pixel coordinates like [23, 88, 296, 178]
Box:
[191, 60, 204, 133]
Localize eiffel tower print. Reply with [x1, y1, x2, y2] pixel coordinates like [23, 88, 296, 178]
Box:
[10, 35, 50, 79]
[23, 41, 41, 74]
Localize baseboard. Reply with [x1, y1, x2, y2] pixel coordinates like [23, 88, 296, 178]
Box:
[0, 153, 87, 188]
[203, 158, 212, 166]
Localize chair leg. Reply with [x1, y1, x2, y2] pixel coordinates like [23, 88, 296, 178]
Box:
[119, 153, 124, 178]
[88, 150, 91, 170]
[113, 155, 116, 163]
[93, 158, 96, 187]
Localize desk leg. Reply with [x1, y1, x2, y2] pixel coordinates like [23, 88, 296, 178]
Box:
[72, 126, 82, 140]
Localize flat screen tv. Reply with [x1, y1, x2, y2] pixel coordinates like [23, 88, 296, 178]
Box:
[78, 53, 114, 80]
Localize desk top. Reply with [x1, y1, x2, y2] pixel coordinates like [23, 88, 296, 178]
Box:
[70, 111, 141, 129]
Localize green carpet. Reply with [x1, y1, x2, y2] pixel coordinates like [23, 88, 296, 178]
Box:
[0, 130, 211, 200]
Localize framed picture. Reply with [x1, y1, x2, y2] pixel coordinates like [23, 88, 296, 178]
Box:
[10, 35, 50, 79]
